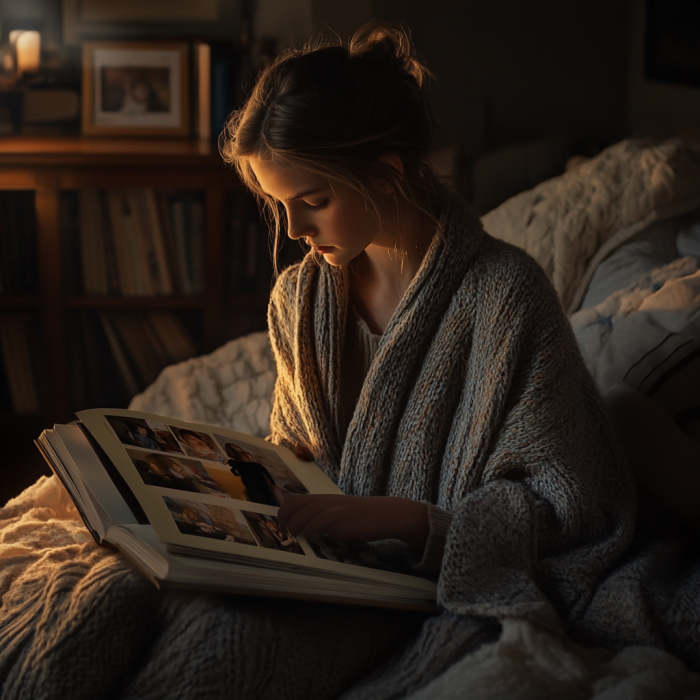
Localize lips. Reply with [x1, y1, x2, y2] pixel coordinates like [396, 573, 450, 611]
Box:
[312, 246, 335, 254]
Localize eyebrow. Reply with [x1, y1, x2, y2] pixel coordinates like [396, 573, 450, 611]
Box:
[284, 187, 326, 203]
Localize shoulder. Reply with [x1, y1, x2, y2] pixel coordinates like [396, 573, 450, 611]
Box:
[471, 232, 562, 308]
[268, 253, 319, 312]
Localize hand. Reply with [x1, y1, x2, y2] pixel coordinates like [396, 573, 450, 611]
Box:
[277, 494, 429, 549]
[293, 444, 314, 461]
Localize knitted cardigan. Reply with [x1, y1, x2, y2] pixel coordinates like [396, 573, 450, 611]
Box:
[267, 194, 642, 698]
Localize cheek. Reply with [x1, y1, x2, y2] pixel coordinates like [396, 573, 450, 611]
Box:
[335, 205, 379, 247]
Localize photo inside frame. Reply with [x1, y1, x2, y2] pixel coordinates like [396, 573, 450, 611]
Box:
[92, 47, 183, 128]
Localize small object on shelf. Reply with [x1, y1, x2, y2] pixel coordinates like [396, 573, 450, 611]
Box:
[23, 89, 80, 124]
[13, 31, 40, 76]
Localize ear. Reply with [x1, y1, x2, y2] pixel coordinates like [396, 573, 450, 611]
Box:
[377, 152, 404, 193]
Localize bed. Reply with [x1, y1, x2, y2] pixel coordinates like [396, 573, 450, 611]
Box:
[2, 138, 700, 700]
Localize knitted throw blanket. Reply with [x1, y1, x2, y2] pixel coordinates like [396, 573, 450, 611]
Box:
[482, 139, 700, 314]
[267, 194, 685, 697]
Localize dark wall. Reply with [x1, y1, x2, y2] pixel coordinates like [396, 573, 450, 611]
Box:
[373, 0, 631, 157]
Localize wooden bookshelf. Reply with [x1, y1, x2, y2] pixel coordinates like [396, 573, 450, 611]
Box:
[0, 135, 248, 426]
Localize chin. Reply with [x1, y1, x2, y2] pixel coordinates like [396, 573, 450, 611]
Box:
[318, 251, 348, 267]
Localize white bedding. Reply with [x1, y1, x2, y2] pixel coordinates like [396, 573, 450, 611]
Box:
[128, 330, 275, 437]
[482, 139, 700, 313]
[572, 257, 700, 400]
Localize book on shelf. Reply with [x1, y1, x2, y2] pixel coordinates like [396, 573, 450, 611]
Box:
[192, 40, 241, 141]
[193, 42, 212, 141]
[0, 314, 40, 413]
[68, 311, 198, 410]
[36, 408, 436, 610]
[227, 192, 277, 296]
[0, 191, 37, 295]
[70, 189, 204, 298]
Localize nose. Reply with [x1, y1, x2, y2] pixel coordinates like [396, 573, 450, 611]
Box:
[286, 208, 314, 241]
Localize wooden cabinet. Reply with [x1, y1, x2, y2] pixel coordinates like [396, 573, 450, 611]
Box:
[0, 136, 263, 427]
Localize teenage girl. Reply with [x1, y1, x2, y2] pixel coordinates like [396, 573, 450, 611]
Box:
[218, 21, 632, 700]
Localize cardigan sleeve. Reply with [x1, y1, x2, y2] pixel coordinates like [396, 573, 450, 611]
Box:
[413, 504, 454, 576]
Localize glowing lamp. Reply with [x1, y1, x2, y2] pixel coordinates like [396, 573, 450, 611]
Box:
[12, 31, 41, 75]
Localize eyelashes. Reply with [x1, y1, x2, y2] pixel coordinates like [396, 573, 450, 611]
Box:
[302, 199, 329, 212]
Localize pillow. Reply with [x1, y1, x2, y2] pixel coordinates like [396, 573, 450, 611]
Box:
[580, 217, 680, 309]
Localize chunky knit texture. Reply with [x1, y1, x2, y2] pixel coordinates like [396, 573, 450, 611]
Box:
[481, 139, 700, 314]
[267, 193, 670, 697]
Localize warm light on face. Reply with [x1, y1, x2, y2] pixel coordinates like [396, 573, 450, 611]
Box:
[249, 156, 384, 268]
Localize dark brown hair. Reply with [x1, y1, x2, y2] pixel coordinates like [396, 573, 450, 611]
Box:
[221, 21, 443, 269]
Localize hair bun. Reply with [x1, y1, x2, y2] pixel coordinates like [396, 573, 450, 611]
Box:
[348, 21, 429, 88]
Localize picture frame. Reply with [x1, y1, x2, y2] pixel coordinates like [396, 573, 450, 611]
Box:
[82, 41, 190, 137]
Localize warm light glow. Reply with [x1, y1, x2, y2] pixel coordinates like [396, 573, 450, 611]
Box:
[15, 31, 41, 75]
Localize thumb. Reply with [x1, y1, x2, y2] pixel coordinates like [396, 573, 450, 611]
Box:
[293, 444, 314, 461]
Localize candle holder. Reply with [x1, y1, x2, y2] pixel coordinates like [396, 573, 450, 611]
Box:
[11, 30, 41, 78]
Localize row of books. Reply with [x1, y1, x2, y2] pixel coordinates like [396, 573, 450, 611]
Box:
[68, 311, 198, 410]
[192, 40, 253, 142]
[227, 192, 305, 297]
[0, 192, 37, 295]
[0, 314, 40, 414]
[62, 189, 205, 297]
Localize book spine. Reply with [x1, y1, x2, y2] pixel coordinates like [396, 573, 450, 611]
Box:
[108, 312, 162, 387]
[106, 190, 136, 296]
[99, 191, 121, 296]
[122, 191, 152, 297]
[143, 189, 173, 296]
[98, 311, 140, 398]
[21, 192, 38, 294]
[210, 43, 238, 139]
[190, 196, 205, 295]
[156, 192, 182, 295]
[197, 43, 212, 141]
[0, 314, 40, 413]
[0, 195, 7, 294]
[137, 313, 171, 367]
[4, 193, 20, 293]
[169, 197, 193, 296]
[79, 190, 109, 295]
[128, 190, 159, 296]
[228, 192, 247, 295]
[147, 312, 197, 364]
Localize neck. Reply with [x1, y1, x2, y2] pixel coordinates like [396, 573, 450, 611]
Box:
[349, 208, 431, 333]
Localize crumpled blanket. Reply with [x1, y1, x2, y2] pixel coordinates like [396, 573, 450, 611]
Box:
[3, 476, 700, 700]
[571, 256, 700, 396]
[482, 139, 700, 313]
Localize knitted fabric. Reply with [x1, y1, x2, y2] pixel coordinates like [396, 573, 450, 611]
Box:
[267, 193, 658, 696]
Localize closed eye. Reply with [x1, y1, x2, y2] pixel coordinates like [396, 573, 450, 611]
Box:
[302, 199, 329, 212]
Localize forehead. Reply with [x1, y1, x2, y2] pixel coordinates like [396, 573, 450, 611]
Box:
[248, 156, 327, 200]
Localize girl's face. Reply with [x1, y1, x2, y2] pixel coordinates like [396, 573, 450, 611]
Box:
[184, 434, 209, 451]
[249, 157, 385, 267]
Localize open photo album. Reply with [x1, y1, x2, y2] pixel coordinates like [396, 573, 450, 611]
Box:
[35, 408, 437, 610]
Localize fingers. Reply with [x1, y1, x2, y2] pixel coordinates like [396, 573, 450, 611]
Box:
[278, 494, 336, 531]
[293, 444, 314, 461]
[294, 507, 347, 540]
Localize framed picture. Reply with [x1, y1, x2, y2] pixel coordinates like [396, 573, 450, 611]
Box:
[82, 41, 189, 136]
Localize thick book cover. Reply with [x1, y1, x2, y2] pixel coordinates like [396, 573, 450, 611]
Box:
[36, 408, 437, 610]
